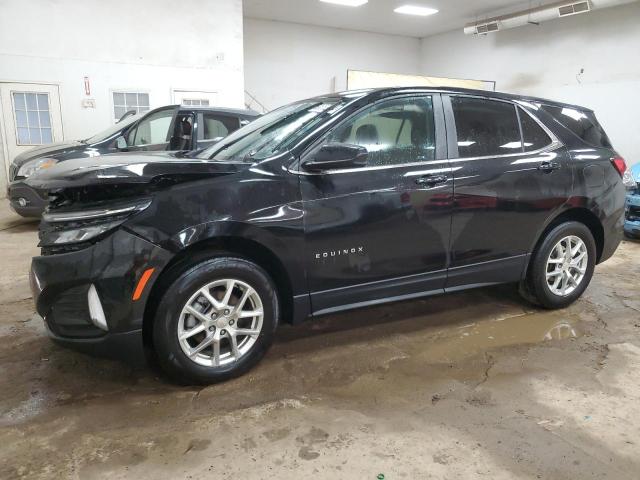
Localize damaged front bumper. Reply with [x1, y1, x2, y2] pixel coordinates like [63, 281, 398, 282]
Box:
[30, 228, 173, 363]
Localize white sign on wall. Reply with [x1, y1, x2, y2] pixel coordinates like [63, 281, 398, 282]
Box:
[347, 70, 495, 91]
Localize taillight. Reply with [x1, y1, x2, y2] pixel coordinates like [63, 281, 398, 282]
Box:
[611, 156, 627, 177]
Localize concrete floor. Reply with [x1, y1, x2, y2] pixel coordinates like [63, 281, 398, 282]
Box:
[0, 204, 639, 480]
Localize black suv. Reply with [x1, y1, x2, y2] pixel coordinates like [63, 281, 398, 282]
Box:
[8, 105, 258, 217]
[27, 87, 626, 384]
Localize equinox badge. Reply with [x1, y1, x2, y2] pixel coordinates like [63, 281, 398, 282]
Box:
[315, 246, 365, 259]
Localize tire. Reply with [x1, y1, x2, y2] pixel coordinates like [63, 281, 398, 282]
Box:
[152, 257, 279, 385]
[520, 221, 596, 309]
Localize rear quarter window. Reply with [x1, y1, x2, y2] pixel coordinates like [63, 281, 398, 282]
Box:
[540, 104, 611, 148]
[518, 108, 553, 152]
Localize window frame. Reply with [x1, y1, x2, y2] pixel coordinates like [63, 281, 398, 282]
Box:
[443, 94, 561, 160]
[295, 93, 447, 174]
[11, 91, 54, 146]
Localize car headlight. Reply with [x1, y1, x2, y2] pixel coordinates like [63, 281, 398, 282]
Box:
[39, 199, 151, 246]
[16, 157, 59, 178]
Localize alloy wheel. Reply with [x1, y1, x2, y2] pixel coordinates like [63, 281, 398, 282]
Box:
[177, 279, 264, 367]
[545, 235, 588, 297]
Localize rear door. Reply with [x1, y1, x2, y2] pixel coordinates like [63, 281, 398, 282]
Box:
[443, 94, 572, 289]
[300, 94, 452, 314]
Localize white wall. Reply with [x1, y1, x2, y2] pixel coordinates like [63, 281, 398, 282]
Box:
[244, 18, 421, 111]
[0, 0, 245, 190]
[419, 1, 640, 165]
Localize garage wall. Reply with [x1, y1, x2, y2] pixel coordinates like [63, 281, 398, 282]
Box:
[244, 18, 421, 111]
[419, 1, 640, 165]
[0, 0, 245, 191]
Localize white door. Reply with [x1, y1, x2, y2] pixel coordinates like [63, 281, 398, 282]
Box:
[0, 83, 64, 194]
[172, 89, 218, 107]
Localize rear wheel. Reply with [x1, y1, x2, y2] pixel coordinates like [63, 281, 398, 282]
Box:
[520, 221, 596, 309]
[152, 257, 278, 384]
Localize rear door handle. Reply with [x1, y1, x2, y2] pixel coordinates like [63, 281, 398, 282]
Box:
[538, 160, 560, 172]
[415, 174, 448, 186]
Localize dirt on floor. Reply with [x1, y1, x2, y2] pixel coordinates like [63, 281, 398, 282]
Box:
[0, 204, 639, 480]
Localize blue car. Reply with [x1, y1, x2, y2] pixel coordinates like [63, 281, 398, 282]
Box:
[625, 163, 640, 239]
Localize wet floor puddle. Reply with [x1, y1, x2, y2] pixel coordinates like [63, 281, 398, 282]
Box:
[417, 310, 583, 364]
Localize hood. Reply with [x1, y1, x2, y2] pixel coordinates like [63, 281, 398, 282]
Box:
[12, 141, 85, 167]
[25, 152, 249, 190]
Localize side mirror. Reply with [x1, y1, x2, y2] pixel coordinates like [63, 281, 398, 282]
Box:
[303, 143, 368, 172]
[115, 136, 127, 150]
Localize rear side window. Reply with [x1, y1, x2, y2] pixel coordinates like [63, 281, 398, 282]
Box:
[519, 108, 552, 152]
[451, 97, 521, 158]
[539, 104, 611, 148]
[201, 114, 240, 140]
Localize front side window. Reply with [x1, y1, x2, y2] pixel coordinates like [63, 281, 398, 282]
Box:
[451, 97, 521, 158]
[113, 92, 150, 122]
[519, 108, 552, 152]
[128, 109, 173, 146]
[327, 96, 435, 166]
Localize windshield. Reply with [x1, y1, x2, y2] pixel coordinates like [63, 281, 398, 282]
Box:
[83, 112, 144, 144]
[197, 98, 348, 161]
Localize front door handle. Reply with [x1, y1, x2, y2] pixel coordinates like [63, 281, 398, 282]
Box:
[415, 174, 448, 187]
[538, 160, 560, 172]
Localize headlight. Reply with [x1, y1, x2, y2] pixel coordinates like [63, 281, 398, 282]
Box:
[39, 199, 151, 246]
[16, 157, 58, 178]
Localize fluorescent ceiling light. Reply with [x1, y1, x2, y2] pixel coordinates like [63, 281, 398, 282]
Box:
[394, 5, 438, 16]
[319, 0, 368, 6]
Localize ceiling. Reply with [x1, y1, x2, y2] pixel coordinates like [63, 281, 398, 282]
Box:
[243, 0, 540, 38]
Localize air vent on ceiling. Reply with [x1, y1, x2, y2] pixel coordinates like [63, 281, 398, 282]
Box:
[475, 21, 500, 34]
[558, 1, 591, 17]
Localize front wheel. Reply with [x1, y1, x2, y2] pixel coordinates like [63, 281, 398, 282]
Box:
[152, 257, 279, 384]
[520, 221, 596, 309]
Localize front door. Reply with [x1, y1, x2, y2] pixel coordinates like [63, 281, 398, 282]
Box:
[300, 94, 452, 314]
[0, 83, 63, 194]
